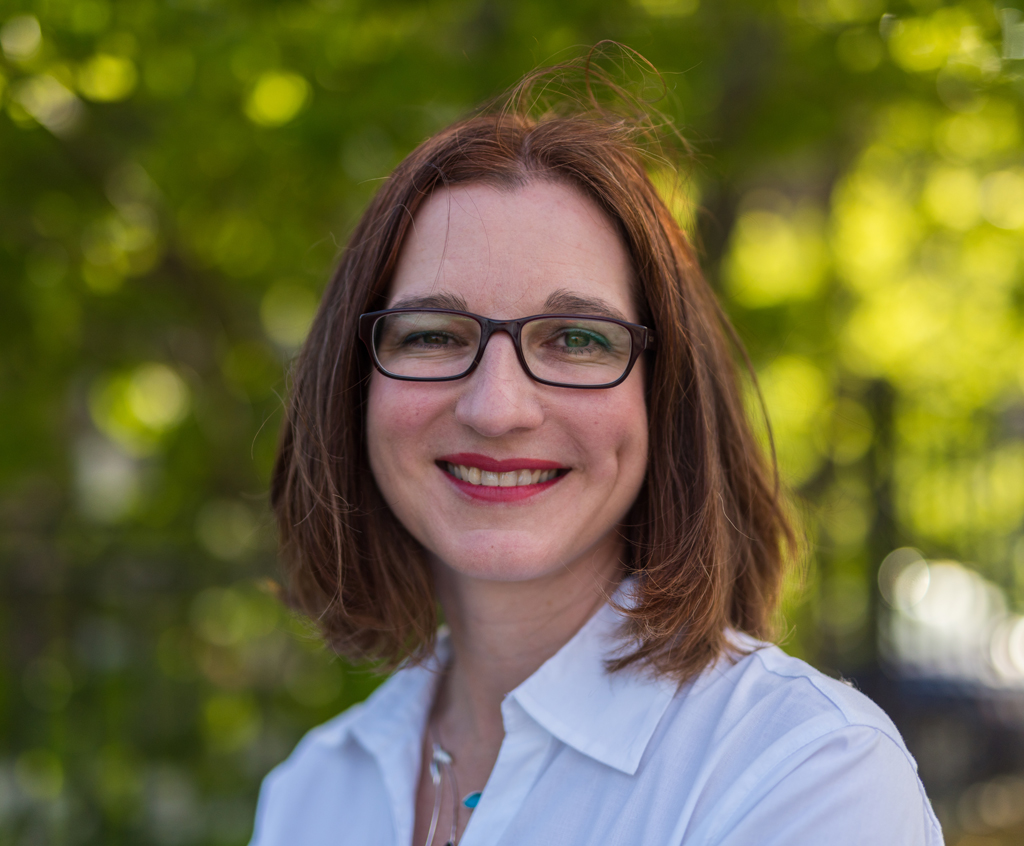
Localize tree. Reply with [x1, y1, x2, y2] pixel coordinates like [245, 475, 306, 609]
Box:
[1, 0, 1022, 841]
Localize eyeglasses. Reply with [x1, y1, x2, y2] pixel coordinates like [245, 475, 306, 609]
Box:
[358, 308, 655, 389]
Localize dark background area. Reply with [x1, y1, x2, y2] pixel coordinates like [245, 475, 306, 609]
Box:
[2, 0, 1024, 843]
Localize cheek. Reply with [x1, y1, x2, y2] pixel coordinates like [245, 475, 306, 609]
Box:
[366, 375, 408, 482]
[628, 367, 650, 477]
[365, 375, 444, 479]
[617, 404, 649, 482]
[579, 383, 649, 484]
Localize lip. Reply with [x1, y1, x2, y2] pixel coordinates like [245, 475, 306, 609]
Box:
[441, 470, 566, 502]
[437, 453, 565, 473]
[436, 453, 568, 502]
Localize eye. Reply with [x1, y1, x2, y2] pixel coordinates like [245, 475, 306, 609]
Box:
[559, 328, 610, 350]
[406, 331, 457, 347]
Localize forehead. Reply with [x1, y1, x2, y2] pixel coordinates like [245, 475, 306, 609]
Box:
[387, 180, 638, 322]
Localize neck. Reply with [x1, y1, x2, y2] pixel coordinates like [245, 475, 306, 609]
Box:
[430, 540, 624, 749]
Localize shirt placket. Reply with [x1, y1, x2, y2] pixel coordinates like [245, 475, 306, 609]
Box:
[456, 696, 553, 846]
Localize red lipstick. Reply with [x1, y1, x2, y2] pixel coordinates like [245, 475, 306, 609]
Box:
[437, 453, 564, 472]
[436, 453, 568, 502]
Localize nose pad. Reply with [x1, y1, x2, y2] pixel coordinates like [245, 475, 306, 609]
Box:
[454, 332, 543, 436]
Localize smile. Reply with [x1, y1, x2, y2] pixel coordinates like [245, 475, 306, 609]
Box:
[443, 463, 560, 487]
[435, 453, 568, 501]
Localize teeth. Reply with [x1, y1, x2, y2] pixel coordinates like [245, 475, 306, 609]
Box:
[445, 464, 562, 487]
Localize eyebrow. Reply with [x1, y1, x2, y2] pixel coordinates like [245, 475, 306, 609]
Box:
[388, 289, 629, 321]
[542, 290, 629, 321]
[389, 292, 470, 311]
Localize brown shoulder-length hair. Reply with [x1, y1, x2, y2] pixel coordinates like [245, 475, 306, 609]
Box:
[271, 54, 797, 682]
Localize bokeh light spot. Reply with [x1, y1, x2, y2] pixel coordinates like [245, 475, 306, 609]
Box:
[190, 586, 277, 647]
[754, 355, 829, 484]
[11, 75, 83, 135]
[204, 693, 260, 751]
[980, 169, 1024, 229]
[78, 54, 138, 102]
[126, 364, 189, 430]
[195, 500, 258, 561]
[888, 9, 973, 74]
[831, 169, 918, 289]
[260, 282, 318, 348]
[836, 27, 883, 72]
[89, 363, 190, 455]
[244, 72, 310, 127]
[921, 165, 980, 230]
[879, 547, 926, 608]
[1, 14, 41, 61]
[724, 205, 827, 307]
[75, 435, 141, 522]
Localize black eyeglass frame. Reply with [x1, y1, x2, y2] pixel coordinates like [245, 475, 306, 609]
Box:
[358, 307, 656, 389]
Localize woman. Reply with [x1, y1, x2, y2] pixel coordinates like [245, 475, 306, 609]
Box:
[251, 60, 943, 846]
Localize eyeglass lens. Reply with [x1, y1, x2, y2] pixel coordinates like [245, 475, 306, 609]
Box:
[371, 311, 634, 386]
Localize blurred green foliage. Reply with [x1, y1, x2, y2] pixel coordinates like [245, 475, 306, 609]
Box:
[1, 0, 1023, 842]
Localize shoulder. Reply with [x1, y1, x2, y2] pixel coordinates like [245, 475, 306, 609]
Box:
[263, 701, 368, 784]
[685, 637, 910, 747]
[259, 651, 437, 788]
[656, 639, 943, 844]
[251, 702, 369, 833]
[249, 668, 408, 846]
[249, 657, 438, 846]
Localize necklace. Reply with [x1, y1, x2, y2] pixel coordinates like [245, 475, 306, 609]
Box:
[422, 732, 483, 846]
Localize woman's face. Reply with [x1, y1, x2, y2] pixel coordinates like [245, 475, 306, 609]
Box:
[366, 180, 649, 585]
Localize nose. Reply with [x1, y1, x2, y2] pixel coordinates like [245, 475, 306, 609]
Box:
[454, 332, 544, 437]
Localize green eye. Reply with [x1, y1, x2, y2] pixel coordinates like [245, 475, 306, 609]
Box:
[561, 328, 610, 350]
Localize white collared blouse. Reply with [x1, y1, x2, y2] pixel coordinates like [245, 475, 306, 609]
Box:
[250, 600, 943, 846]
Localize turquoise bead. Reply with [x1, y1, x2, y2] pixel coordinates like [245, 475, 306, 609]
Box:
[462, 791, 482, 809]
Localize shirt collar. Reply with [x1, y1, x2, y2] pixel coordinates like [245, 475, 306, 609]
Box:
[334, 582, 678, 778]
[338, 641, 450, 846]
[343, 639, 449, 759]
[508, 586, 678, 775]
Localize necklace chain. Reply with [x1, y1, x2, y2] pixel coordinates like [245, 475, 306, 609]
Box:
[423, 731, 480, 846]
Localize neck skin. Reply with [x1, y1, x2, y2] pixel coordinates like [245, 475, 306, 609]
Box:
[429, 533, 625, 753]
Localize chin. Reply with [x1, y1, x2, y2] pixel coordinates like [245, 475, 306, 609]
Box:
[431, 527, 623, 586]
[430, 533, 572, 583]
